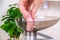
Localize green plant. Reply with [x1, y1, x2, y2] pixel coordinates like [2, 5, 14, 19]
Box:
[0, 3, 24, 39]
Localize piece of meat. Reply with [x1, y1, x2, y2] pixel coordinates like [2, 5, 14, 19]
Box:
[25, 15, 34, 31]
[18, 0, 34, 31]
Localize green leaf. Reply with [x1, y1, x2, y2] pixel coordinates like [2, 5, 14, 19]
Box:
[13, 28, 21, 38]
[8, 27, 15, 37]
[15, 8, 23, 18]
[17, 27, 24, 33]
[2, 17, 10, 21]
[9, 3, 17, 7]
[2, 15, 9, 17]
[7, 7, 16, 15]
[1, 23, 10, 32]
[7, 6, 23, 19]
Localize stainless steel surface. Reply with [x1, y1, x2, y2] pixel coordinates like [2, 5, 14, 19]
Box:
[24, 32, 36, 40]
[37, 32, 54, 40]
[24, 32, 54, 40]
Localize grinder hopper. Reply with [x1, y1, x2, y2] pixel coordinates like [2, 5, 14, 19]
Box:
[15, 16, 60, 40]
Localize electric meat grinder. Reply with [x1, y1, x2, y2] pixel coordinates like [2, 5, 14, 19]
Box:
[16, 16, 60, 40]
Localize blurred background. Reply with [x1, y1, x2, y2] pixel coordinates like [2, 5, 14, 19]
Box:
[0, 0, 60, 40]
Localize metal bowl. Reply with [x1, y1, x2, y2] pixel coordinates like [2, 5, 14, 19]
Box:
[16, 16, 60, 31]
[34, 16, 60, 30]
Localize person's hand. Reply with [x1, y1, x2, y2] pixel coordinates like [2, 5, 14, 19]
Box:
[18, 0, 44, 19]
[30, 0, 44, 19]
[18, 0, 44, 31]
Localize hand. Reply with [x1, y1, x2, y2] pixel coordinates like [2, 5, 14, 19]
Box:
[18, 0, 44, 31]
